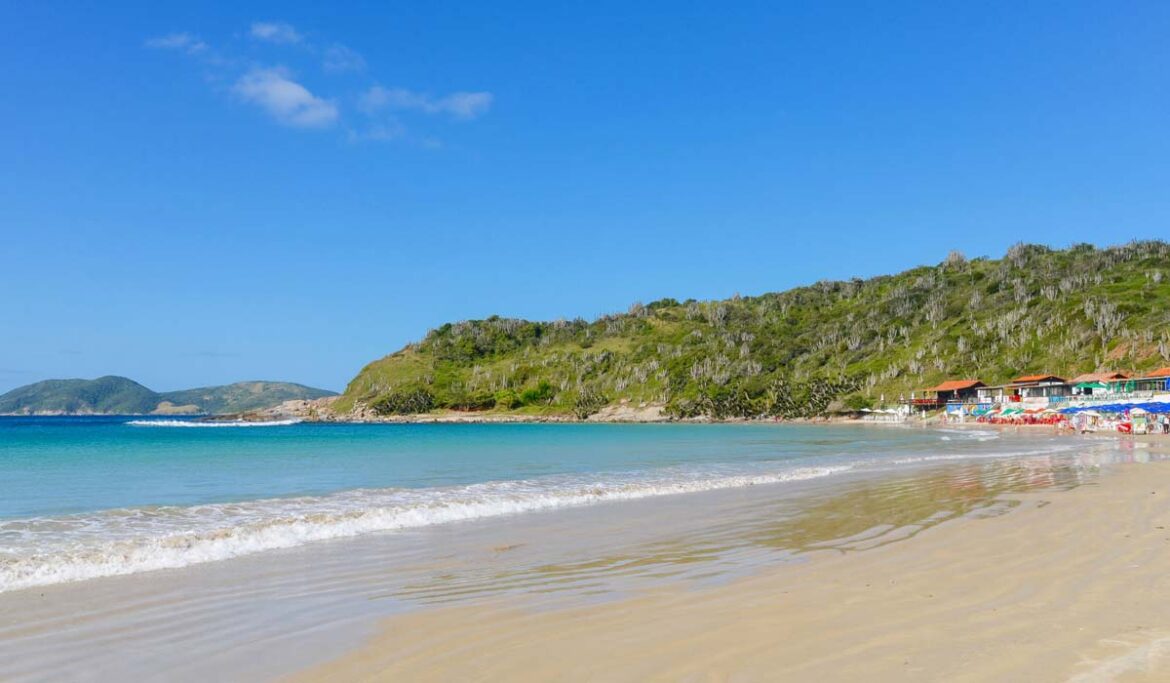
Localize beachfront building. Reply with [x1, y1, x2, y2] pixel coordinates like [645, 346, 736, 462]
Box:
[928, 379, 985, 404]
[1069, 372, 1129, 397]
[906, 380, 986, 409]
[976, 374, 1070, 403]
[1108, 367, 1170, 395]
[911, 370, 1170, 413]
[1010, 374, 1071, 400]
[975, 385, 1003, 403]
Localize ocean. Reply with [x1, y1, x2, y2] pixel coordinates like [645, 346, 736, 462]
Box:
[0, 416, 1084, 595]
[4, 417, 1140, 680]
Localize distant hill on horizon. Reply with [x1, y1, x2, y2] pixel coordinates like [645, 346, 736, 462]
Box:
[0, 376, 336, 415]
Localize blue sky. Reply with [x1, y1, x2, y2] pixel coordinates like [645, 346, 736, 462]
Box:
[2, 1, 1169, 393]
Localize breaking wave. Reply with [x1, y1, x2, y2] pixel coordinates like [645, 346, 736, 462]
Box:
[0, 465, 851, 593]
[125, 419, 302, 428]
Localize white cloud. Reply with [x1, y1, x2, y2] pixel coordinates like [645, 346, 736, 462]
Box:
[348, 121, 407, 143]
[145, 33, 208, 54]
[359, 86, 493, 120]
[146, 24, 490, 141]
[232, 67, 338, 128]
[440, 92, 494, 119]
[323, 44, 366, 73]
[250, 22, 303, 44]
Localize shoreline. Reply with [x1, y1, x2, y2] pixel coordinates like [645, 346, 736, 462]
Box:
[293, 446, 1170, 682]
[1, 425, 1112, 681]
[14, 407, 1170, 443]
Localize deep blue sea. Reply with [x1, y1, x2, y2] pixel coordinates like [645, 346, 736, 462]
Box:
[0, 416, 1077, 593]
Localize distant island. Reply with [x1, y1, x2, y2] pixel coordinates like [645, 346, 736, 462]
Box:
[326, 240, 1170, 421]
[0, 376, 336, 416]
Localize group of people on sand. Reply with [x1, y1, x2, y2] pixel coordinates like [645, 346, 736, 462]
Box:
[974, 413, 1064, 427]
[1064, 410, 1170, 435]
[966, 409, 1170, 435]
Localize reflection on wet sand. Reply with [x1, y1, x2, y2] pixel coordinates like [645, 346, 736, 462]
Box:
[5, 440, 1161, 682]
[390, 454, 1103, 606]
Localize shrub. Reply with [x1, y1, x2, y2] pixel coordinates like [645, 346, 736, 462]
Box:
[843, 394, 874, 411]
[573, 390, 609, 419]
[494, 388, 521, 410]
[519, 380, 556, 406]
[444, 391, 496, 411]
[371, 387, 436, 415]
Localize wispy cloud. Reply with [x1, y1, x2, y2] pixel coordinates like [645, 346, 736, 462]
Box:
[146, 23, 492, 141]
[359, 86, 493, 120]
[250, 21, 303, 45]
[347, 121, 407, 143]
[232, 67, 338, 128]
[322, 44, 366, 73]
[145, 32, 208, 54]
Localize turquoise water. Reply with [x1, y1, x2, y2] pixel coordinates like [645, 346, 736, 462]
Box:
[0, 416, 1076, 593]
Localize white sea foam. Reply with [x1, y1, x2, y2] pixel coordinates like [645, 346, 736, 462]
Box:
[125, 419, 302, 428]
[0, 465, 852, 593]
[934, 428, 999, 442]
[883, 443, 1078, 467]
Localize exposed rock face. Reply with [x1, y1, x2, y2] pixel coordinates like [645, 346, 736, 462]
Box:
[268, 396, 579, 423]
[587, 402, 668, 422]
[151, 401, 201, 415]
[259, 396, 342, 420]
[294, 397, 672, 423]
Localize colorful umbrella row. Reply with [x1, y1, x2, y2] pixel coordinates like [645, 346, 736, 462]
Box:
[1059, 401, 1170, 414]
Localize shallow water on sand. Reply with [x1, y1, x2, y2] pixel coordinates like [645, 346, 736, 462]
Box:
[0, 419, 1085, 594]
[2, 424, 1151, 681]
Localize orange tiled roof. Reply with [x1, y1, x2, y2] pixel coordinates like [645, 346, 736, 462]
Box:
[1146, 367, 1170, 378]
[926, 379, 985, 392]
[1070, 372, 1129, 383]
[1011, 374, 1065, 384]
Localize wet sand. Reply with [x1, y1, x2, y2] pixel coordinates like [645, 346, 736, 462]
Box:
[6, 451, 1083, 681]
[293, 450, 1170, 682]
[2, 431, 1159, 681]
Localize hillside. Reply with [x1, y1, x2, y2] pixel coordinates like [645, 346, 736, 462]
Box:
[160, 382, 336, 414]
[338, 241, 1170, 419]
[0, 378, 336, 415]
[0, 376, 160, 415]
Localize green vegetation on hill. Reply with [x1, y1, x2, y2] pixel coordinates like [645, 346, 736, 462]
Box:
[160, 382, 336, 414]
[339, 241, 1170, 419]
[0, 377, 335, 415]
[0, 376, 159, 414]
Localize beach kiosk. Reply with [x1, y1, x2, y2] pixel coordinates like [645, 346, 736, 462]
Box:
[1070, 372, 1129, 397]
[1131, 408, 1150, 435]
[920, 380, 985, 406]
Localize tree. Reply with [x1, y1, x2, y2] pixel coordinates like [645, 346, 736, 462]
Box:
[573, 390, 609, 419]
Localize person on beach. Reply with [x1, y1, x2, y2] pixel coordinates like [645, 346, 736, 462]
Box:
[1162, 413, 1170, 435]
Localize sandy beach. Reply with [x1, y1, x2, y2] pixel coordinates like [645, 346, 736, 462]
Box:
[293, 443, 1170, 682]
[5, 425, 1169, 682]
